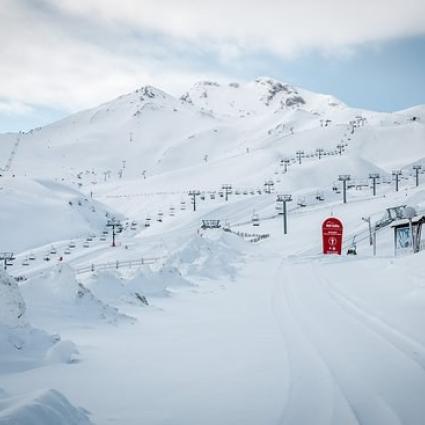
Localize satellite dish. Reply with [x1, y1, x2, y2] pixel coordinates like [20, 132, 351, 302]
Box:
[403, 206, 417, 220]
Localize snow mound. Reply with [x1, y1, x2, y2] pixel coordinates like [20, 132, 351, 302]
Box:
[87, 265, 192, 303]
[0, 270, 70, 373]
[21, 264, 135, 326]
[168, 231, 246, 279]
[0, 388, 93, 425]
[0, 269, 27, 328]
[45, 340, 80, 364]
[126, 265, 192, 297]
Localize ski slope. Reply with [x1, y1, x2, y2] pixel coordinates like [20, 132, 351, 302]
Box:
[1, 77, 425, 424]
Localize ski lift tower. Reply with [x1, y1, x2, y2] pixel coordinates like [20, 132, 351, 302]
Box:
[392, 170, 402, 192]
[369, 173, 380, 196]
[412, 165, 422, 187]
[221, 184, 232, 201]
[276, 194, 292, 235]
[264, 180, 274, 194]
[0, 252, 15, 271]
[106, 218, 122, 247]
[188, 190, 201, 211]
[296, 150, 305, 165]
[282, 158, 291, 173]
[338, 174, 351, 204]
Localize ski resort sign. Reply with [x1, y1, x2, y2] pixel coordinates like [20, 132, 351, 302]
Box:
[322, 217, 343, 255]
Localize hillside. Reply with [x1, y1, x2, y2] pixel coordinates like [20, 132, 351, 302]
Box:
[1, 78, 425, 425]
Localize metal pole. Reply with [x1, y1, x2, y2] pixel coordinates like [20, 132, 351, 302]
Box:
[392, 170, 402, 192]
[338, 175, 351, 204]
[413, 165, 422, 187]
[283, 200, 287, 235]
[409, 219, 414, 253]
[363, 217, 373, 246]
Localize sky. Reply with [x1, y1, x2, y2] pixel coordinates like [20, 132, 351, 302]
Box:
[0, 0, 424, 133]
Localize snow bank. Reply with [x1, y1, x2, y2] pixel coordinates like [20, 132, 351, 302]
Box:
[87, 265, 192, 304]
[168, 231, 246, 279]
[0, 270, 73, 372]
[0, 388, 93, 425]
[0, 269, 27, 328]
[126, 265, 192, 297]
[21, 264, 135, 326]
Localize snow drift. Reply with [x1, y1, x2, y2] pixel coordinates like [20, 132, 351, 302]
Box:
[0, 388, 93, 425]
[21, 264, 135, 327]
[0, 270, 74, 372]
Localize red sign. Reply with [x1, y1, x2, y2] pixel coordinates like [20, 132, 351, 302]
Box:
[322, 217, 343, 255]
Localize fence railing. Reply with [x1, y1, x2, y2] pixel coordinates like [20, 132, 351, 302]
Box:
[224, 228, 270, 243]
[75, 256, 165, 275]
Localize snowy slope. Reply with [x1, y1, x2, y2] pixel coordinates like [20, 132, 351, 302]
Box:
[1, 78, 425, 425]
[0, 77, 423, 190]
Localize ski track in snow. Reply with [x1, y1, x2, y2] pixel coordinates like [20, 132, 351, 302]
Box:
[273, 259, 425, 425]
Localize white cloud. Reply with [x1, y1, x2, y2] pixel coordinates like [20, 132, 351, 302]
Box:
[54, 0, 425, 55]
[0, 100, 33, 115]
[0, 0, 230, 113]
[0, 0, 424, 117]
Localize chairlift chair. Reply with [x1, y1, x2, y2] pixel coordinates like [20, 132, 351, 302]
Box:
[22, 259, 30, 266]
[29, 253, 36, 261]
[252, 213, 260, 227]
[297, 198, 307, 207]
[316, 192, 325, 201]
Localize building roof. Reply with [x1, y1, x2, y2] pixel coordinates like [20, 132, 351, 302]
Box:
[391, 215, 425, 228]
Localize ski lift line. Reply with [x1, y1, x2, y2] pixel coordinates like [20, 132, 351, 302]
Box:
[1, 137, 21, 172]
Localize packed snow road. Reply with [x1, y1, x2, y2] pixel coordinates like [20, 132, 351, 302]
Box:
[3, 245, 425, 425]
[273, 257, 425, 425]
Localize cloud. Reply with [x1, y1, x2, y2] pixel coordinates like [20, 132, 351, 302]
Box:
[0, 0, 424, 120]
[53, 0, 425, 55]
[0, 0, 231, 114]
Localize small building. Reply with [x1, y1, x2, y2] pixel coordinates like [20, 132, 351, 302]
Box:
[391, 215, 425, 255]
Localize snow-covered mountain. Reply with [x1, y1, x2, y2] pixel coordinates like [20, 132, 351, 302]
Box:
[1, 77, 424, 188]
[2, 78, 425, 425]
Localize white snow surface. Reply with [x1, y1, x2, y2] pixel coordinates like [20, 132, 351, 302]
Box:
[0, 387, 93, 425]
[20, 264, 135, 329]
[1, 77, 425, 425]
